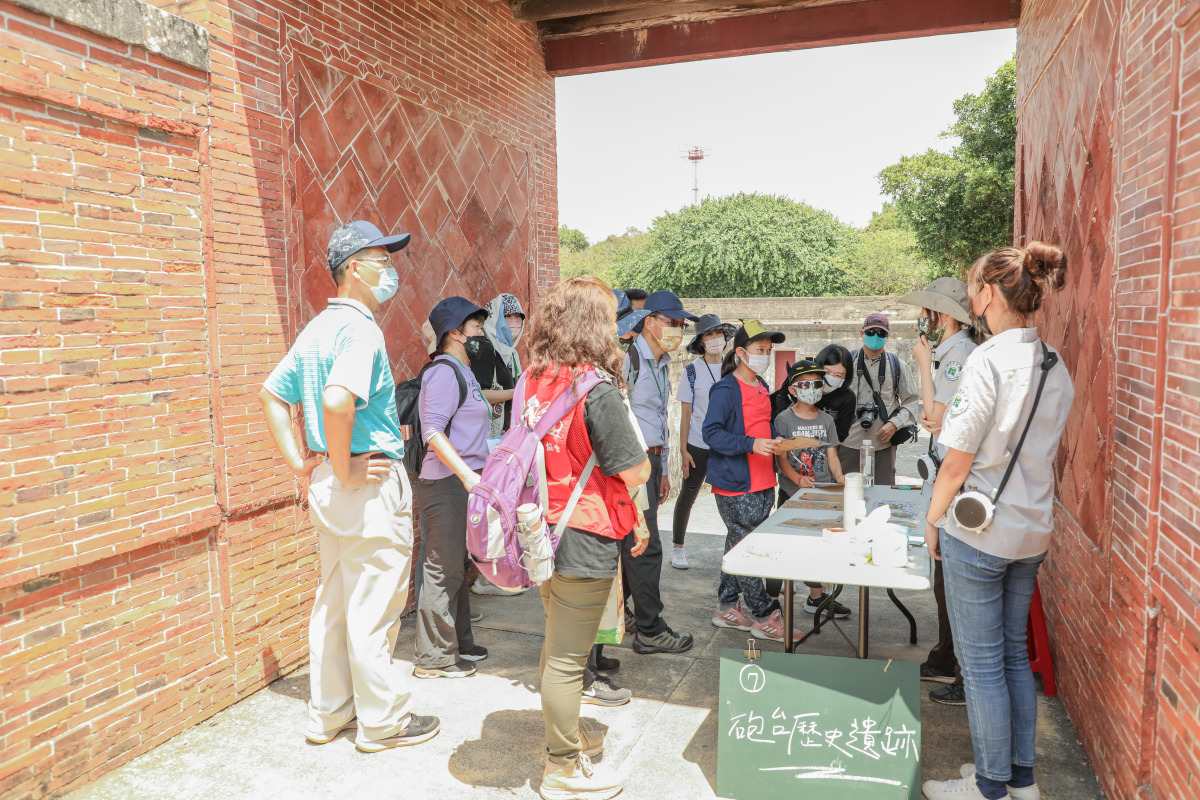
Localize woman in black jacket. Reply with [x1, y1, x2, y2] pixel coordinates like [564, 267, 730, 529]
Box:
[815, 343, 855, 442]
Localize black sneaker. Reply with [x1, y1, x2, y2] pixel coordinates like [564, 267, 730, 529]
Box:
[582, 676, 632, 707]
[460, 644, 488, 662]
[920, 662, 956, 683]
[356, 714, 441, 752]
[596, 654, 621, 675]
[413, 660, 476, 679]
[930, 683, 967, 706]
[633, 626, 694, 655]
[805, 593, 851, 618]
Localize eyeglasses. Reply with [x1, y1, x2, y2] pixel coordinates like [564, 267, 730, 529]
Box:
[791, 379, 822, 390]
[353, 257, 390, 271]
[864, 328, 889, 338]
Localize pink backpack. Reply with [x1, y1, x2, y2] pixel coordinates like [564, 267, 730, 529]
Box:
[465, 370, 605, 591]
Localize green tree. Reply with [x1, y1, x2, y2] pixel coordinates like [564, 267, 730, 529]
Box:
[609, 192, 860, 298]
[560, 228, 647, 286]
[879, 57, 1016, 273]
[558, 225, 589, 254]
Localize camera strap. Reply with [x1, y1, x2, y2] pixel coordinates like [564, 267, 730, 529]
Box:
[856, 349, 890, 418]
[991, 341, 1058, 504]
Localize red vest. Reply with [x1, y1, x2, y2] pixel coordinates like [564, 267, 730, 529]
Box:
[525, 365, 638, 540]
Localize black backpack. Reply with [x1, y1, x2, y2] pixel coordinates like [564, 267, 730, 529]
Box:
[395, 357, 468, 474]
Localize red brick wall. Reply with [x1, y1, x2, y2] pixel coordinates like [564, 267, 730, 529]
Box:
[1018, 0, 1200, 798]
[0, 0, 555, 795]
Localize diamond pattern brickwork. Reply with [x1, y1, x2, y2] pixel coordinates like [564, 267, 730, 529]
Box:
[284, 53, 534, 377]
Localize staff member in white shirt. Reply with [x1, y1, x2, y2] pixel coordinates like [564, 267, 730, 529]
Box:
[920, 242, 1074, 800]
[898, 278, 979, 705]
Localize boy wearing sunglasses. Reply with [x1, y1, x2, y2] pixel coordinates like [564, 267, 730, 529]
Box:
[773, 359, 850, 616]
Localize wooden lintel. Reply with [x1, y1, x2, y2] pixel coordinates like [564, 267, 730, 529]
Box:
[542, 0, 1022, 77]
[537, 0, 848, 39]
[510, 0, 654, 23]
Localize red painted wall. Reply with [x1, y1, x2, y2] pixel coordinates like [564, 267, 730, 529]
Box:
[1018, 0, 1200, 797]
[0, 0, 555, 796]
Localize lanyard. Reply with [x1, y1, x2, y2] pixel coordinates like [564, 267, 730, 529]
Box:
[646, 358, 668, 410]
[703, 359, 719, 384]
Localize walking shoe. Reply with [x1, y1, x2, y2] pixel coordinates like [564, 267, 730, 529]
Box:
[413, 660, 476, 678]
[578, 718, 606, 759]
[750, 609, 803, 643]
[805, 592, 851, 618]
[633, 626, 693, 655]
[922, 775, 1007, 799]
[355, 714, 441, 752]
[712, 604, 753, 631]
[582, 676, 631, 707]
[920, 662, 956, 683]
[959, 765, 1040, 800]
[540, 752, 623, 800]
[470, 609, 483, 623]
[460, 644, 488, 662]
[304, 717, 357, 744]
[471, 578, 525, 596]
[930, 682, 967, 706]
[670, 547, 689, 569]
[595, 654, 620, 676]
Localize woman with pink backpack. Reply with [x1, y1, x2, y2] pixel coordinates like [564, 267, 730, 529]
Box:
[521, 276, 651, 800]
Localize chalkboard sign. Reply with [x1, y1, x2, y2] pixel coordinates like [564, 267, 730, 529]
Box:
[717, 650, 920, 799]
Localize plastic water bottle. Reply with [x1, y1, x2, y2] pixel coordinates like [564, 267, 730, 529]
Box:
[860, 440, 875, 487]
[516, 503, 554, 584]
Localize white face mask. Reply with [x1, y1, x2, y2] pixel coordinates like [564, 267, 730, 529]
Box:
[823, 375, 844, 394]
[792, 386, 823, 405]
[703, 337, 725, 355]
[361, 265, 398, 304]
[741, 353, 770, 375]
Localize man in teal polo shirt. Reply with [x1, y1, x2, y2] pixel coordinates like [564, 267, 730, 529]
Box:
[258, 220, 439, 752]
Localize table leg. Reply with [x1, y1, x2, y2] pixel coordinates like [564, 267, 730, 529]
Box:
[858, 586, 869, 659]
[784, 580, 795, 654]
[887, 589, 918, 644]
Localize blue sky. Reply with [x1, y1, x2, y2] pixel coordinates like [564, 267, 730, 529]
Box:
[555, 28, 1017, 244]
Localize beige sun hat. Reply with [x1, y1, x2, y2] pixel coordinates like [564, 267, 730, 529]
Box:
[898, 277, 971, 325]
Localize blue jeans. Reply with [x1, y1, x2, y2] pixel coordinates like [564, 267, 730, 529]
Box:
[942, 532, 1045, 784]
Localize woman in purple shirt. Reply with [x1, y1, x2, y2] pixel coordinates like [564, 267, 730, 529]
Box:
[413, 297, 493, 678]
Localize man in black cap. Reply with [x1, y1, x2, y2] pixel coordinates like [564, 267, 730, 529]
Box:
[620, 289, 697, 654]
[258, 220, 440, 752]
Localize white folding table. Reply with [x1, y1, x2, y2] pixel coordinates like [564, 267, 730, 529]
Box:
[720, 485, 932, 658]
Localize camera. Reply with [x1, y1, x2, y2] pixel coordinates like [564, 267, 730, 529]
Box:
[855, 403, 877, 429]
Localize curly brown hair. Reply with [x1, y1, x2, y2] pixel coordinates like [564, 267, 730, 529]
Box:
[525, 275, 625, 386]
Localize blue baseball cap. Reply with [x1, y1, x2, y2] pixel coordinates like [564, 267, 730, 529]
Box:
[428, 296, 487, 345]
[327, 220, 411, 272]
[642, 290, 697, 321]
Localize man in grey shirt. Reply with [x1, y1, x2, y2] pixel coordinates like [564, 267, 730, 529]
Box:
[838, 312, 920, 485]
[620, 289, 696, 655]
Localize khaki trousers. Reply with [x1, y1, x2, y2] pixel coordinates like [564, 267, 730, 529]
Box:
[540, 573, 613, 765]
[306, 459, 414, 742]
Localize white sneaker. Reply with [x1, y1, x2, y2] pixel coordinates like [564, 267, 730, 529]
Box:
[670, 547, 689, 569]
[959, 764, 1040, 800]
[540, 752, 623, 800]
[303, 717, 356, 744]
[471, 578, 526, 596]
[922, 775, 1008, 799]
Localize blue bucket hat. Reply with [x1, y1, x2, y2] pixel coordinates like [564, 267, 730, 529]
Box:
[429, 297, 487, 345]
[614, 289, 651, 337]
[327, 220, 411, 272]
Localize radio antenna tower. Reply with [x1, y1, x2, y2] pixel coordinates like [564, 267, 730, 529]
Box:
[684, 146, 708, 204]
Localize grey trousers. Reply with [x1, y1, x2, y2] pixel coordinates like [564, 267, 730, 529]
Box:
[838, 442, 897, 486]
[413, 476, 476, 668]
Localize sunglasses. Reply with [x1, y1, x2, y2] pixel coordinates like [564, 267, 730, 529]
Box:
[864, 328, 889, 338]
[791, 379, 822, 390]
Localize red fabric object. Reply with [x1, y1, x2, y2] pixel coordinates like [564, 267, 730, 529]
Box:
[713, 377, 777, 496]
[525, 364, 637, 540]
[1027, 582, 1056, 697]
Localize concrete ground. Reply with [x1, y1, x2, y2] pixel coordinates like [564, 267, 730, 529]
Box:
[67, 440, 1106, 800]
